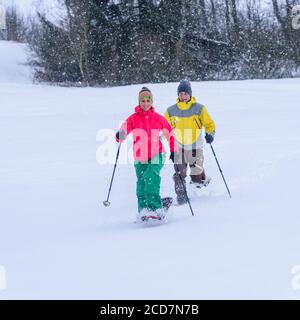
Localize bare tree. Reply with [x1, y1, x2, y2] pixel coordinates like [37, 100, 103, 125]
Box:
[231, 0, 239, 37]
[5, 6, 27, 42]
[199, 0, 208, 26]
[272, 0, 300, 65]
[64, 0, 93, 85]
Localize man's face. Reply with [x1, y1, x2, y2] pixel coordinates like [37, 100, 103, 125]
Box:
[178, 92, 191, 102]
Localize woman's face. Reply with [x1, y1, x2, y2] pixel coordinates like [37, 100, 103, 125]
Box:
[140, 97, 152, 111]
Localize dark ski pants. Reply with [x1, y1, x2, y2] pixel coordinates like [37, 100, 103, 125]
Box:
[173, 147, 206, 200]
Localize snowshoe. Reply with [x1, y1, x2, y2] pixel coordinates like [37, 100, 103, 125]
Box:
[138, 207, 167, 224]
[190, 176, 211, 189]
[140, 214, 162, 222]
[175, 196, 188, 206]
[161, 197, 173, 211]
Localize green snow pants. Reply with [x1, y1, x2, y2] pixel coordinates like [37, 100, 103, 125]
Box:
[134, 153, 165, 212]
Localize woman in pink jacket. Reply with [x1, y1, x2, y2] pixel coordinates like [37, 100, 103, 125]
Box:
[116, 87, 177, 220]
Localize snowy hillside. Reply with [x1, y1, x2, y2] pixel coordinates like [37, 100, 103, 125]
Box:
[0, 41, 300, 299]
[0, 41, 32, 83]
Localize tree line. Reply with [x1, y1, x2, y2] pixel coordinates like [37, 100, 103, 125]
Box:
[9, 0, 300, 86]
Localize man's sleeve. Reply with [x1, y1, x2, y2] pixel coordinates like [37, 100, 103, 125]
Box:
[199, 106, 216, 134]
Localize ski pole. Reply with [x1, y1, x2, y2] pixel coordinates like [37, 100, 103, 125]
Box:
[174, 164, 195, 216]
[209, 144, 232, 198]
[103, 143, 121, 207]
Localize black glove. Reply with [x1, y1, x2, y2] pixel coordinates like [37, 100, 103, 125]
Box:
[205, 133, 214, 144]
[116, 130, 126, 142]
[169, 152, 175, 163]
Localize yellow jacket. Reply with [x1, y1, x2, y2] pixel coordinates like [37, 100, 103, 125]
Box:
[164, 97, 215, 146]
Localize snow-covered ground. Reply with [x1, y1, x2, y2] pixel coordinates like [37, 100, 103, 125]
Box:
[0, 40, 300, 299]
[0, 41, 32, 83]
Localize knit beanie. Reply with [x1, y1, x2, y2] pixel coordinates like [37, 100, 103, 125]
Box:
[139, 87, 153, 103]
[177, 79, 192, 96]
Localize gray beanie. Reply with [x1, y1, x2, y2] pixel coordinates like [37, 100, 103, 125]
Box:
[177, 79, 192, 96]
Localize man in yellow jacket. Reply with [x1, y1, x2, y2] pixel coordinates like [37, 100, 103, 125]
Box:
[165, 79, 216, 205]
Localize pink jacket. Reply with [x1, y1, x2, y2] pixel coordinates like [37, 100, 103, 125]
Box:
[116, 106, 177, 162]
